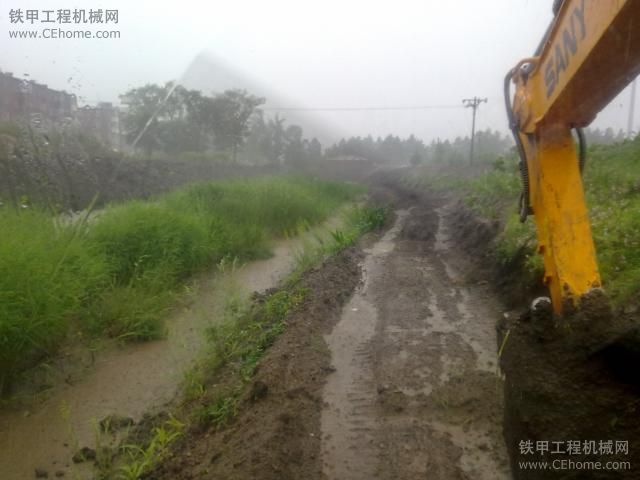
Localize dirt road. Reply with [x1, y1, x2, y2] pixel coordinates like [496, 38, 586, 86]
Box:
[320, 189, 509, 479]
[152, 179, 510, 480]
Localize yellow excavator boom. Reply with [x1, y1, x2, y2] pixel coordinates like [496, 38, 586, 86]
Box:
[506, 0, 640, 313]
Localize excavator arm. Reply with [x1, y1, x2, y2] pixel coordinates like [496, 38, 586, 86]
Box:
[506, 0, 640, 313]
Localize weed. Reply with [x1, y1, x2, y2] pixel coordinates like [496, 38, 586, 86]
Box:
[0, 208, 108, 390]
[195, 393, 240, 427]
[116, 415, 184, 480]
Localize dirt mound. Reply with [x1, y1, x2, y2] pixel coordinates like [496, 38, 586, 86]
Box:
[499, 291, 640, 479]
[148, 247, 364, 480]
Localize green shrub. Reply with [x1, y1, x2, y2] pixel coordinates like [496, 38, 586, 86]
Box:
[0, 209, 108, 388]
[89, 202, 211, 287]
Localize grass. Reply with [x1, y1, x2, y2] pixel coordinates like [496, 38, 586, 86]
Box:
[0, 209, 107, 390]
[191, 286, 307, 427]
[413, 139, 640, 305]
[116, 415, 185, 480]
[0, 175, 363, 390]
[290, 205, 387, 281]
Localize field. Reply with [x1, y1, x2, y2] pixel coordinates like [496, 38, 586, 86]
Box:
[0, 175, 363, 390]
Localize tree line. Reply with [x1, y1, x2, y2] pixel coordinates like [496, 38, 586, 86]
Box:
[326, 129, 514, 165]
[121, 83, 323, 165]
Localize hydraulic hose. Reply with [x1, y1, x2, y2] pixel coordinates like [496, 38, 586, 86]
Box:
[576, 127, 587, 174]
[504, 70, 532, 223]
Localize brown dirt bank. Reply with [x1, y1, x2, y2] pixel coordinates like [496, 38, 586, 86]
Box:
[148, 245, 366, 480]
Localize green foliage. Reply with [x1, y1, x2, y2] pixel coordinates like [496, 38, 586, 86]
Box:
[90, 202, 211, 286]
[0, 209, 108, 389]
[584, 139, 640, 303]
[196, 394, 239, 428]
[494, 214, 533, 265]
[85, 285, 172, 340]
[326, 129, 512, 165]
[494, 213, 543, 283]
[351, 205, 387, 232]
[196, 287, 307, 427]
[208, 89, 265, 161]
[463, 161, 521, 219]
[206, 288, 307, 378]
[0, 175, 359, 388]
[117, 415, 184, 480]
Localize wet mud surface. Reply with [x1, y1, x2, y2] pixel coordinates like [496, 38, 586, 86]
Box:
[321, 192, 509, 479]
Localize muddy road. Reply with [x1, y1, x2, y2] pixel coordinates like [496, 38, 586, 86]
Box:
[320, 192, 509, 479]
[152, 178, 511, 480]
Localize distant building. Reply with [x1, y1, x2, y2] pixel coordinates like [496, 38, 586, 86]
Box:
[0, 70, 77, 127]
[76, 102, 121, 149]
[0, 70, 123, 149]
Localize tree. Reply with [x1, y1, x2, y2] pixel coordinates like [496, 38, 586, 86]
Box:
[209, 89, 265, 162]
[268, 115, 286, 164]
[284, 124, 305, 166]
[120, 82, 213, 154]
[308, 138, 323, 161]
[120, 83, 168, 155]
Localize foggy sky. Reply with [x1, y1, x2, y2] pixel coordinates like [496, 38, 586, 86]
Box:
[2, 0, 638, 143]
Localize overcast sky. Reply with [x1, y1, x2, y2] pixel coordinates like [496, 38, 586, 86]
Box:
[2, 0, 637, 143]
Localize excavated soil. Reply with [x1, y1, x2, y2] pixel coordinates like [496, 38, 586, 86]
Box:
[499, 292, 640, 479]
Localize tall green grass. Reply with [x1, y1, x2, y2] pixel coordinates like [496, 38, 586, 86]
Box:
[0, 175, 362, 389]
[0, 209, 107, 389]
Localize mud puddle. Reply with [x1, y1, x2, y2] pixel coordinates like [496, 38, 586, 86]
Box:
[0, 215, 346, 480]
[321, 202, 510, 479]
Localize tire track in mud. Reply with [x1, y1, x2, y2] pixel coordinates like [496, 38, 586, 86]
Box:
[321, 199, 510, 479]
[321, 210, 410, 479]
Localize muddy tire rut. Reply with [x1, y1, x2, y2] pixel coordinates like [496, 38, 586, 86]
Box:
[321, 193, 510, 479]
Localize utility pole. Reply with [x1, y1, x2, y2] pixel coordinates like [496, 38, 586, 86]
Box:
[463, 97, 487, 165]
[628, 78, 637, 138]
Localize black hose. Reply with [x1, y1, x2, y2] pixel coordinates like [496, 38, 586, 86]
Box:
[576, 127, 587, 174]
[504, 70, 532, 223]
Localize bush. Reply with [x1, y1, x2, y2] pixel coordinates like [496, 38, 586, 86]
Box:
[0, 209, 108, 388]
[89, 202, 211, 287]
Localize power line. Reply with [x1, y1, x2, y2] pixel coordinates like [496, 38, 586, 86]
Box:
[262, 104, 465, 112]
